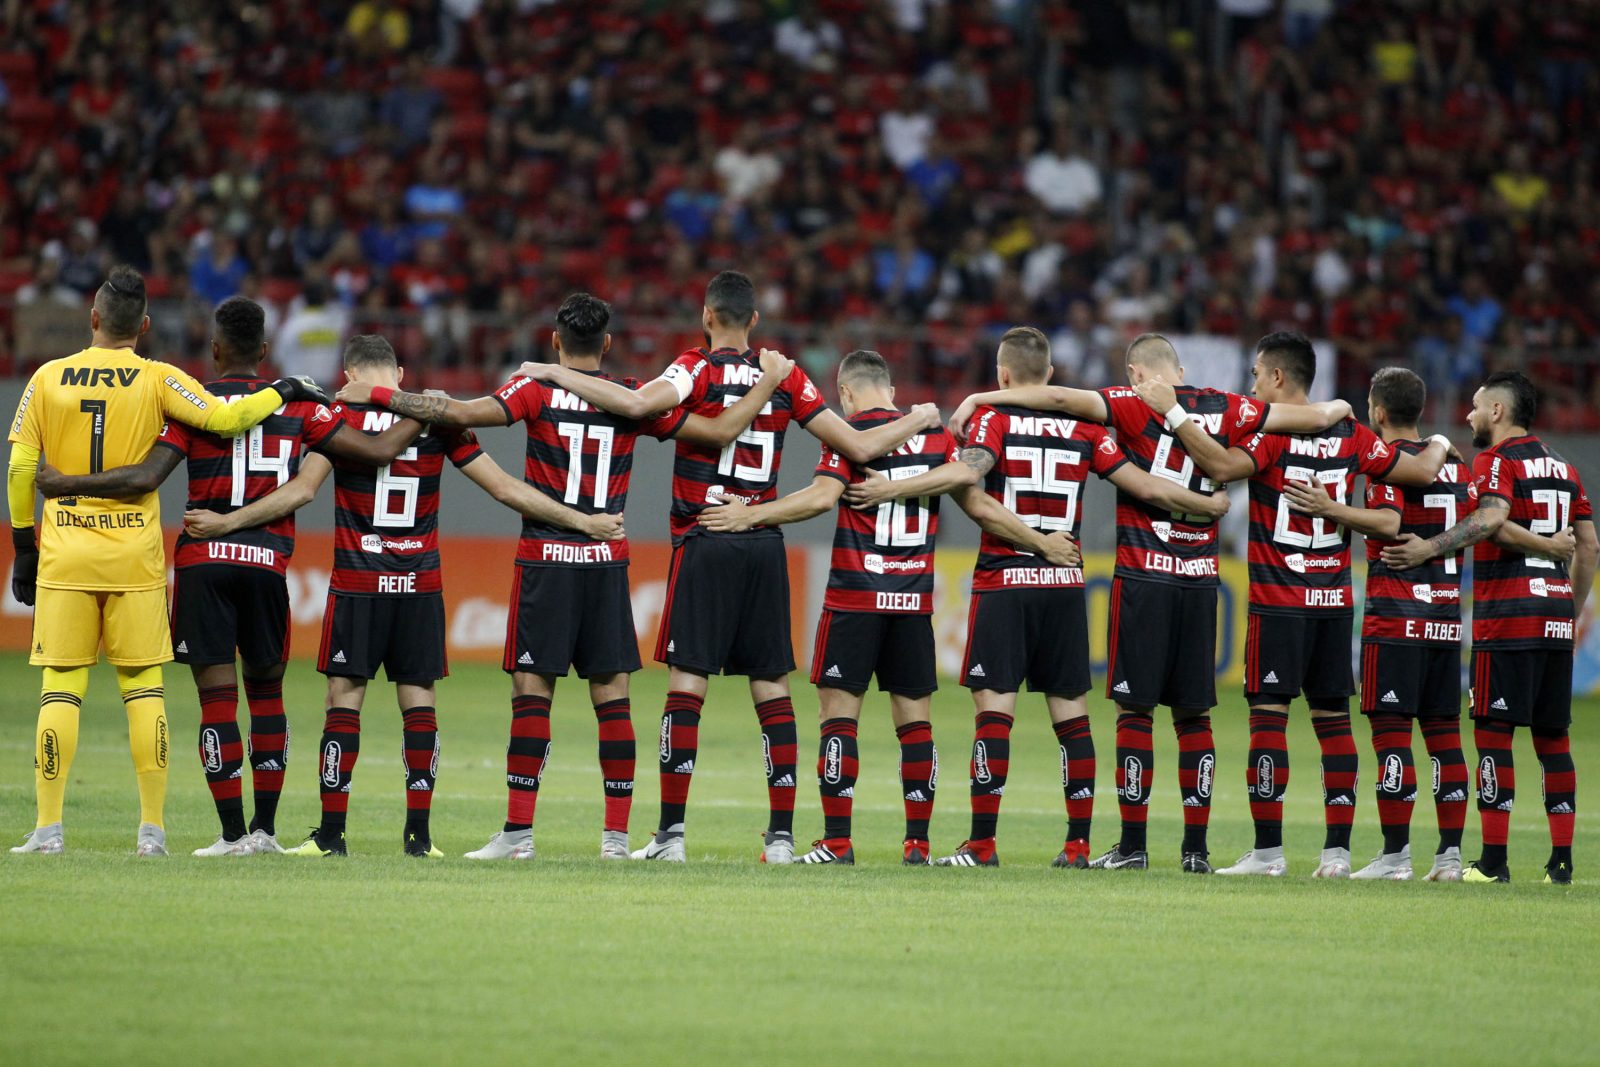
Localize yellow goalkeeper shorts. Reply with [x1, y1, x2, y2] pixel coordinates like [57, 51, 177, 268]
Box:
[30, 586, 173, 668]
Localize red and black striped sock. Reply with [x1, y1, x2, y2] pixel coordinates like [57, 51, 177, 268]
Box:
[1421, 717, 1467, 852]
[1474, 719, 1516, 870]
[756, 697, 798, 837]
[1174, 715, 1214, 854]
[1115, 712, 1153, 853]
[505, 695, 551, 832]
[198, 683, 246, 841]
[401, 706, 438, 841]
[1247, 709, 1289, 850]
[1532, 728, 1575, 867]
[896, 720, 936, 842]
[1054, 716, 1095, 842]
[1368, 712, 1416, 854]
[1312, 714, 1358, 851]
[242, 676, 287, 836]
[818, 718, 859, 841]
[317, 708, 361, 837]
[657, 691, 703, 834]
[969, 710, 1013, 842]
[593, 698, 634, 834]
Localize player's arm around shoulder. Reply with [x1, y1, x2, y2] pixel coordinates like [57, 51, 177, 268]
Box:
[36, 441, 184, 500]
[806, 402, 942, 466]
[183, 452, 333, 540]
[1134, 376, 1256, 482]
[1262, 398, 1352, 433]
[842, 444, 991, 511]
[456, 452, 623, 541]
[948, 385, 1108, 440]
[701, 474, 845, 533]
[676, 349, 794, 447]
[952, 485, 1081, 567]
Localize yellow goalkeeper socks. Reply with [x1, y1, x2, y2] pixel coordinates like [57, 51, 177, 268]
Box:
[36, 667, 88, 827]
[118, 665, 169, 829]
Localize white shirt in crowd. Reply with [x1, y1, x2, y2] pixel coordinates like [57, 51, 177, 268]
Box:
[1024, 150, 1103, 215]
[274, 302, 349, 387]
[881, 109, 934, 170]
[713, 144, 782, 202]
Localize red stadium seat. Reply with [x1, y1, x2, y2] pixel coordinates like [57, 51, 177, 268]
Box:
[5, 95, 60, 139]
[0, 50, 38, 92]
[422, 67, 486, 113]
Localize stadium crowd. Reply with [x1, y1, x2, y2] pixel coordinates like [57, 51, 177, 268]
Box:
[2, 0, 1599, 420]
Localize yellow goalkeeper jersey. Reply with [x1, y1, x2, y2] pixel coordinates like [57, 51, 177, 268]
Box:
[10, 346, 279, 591]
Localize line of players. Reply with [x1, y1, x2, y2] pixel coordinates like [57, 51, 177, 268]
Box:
[14, 268, 1592, 884]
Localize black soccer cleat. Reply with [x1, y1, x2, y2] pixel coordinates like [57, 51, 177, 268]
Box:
[1089, 845, 1148, 870]
[1544, 861, 1573, 885]
[1181, 851, 1213, 874]
[285, 828, 346, 857]
[1462, 859, 1511, 883]
[902, 839, 931, 866]
[404, 831, 443, 858]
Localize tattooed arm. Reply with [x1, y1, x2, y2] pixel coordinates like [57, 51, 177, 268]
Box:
[336, 382, 511, 428]
[1380, 496, 1509, 571]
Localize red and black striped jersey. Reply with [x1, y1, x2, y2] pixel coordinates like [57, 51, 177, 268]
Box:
[814, 408, 958, 614]
[1238, 417, 1399, 613]
[156, 375, 342, 575]
[965, 403, 1127, 592]
[1362, 440, 1475, 645]
[662, 347, 827, 544]
[1470, 434, 1593, 649]
[327, 401, 482, 596]
[492, 371, 685, 568]
[1100, 384, 1268, 586]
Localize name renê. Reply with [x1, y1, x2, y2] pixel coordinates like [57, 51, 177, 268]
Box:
[378, 573, 417, 592]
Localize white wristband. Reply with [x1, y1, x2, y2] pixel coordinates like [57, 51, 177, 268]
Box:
[1429, 433, 1450, 449]
[1163, 404, 1187, 431]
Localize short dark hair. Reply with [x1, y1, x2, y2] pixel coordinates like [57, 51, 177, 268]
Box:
[94, 264, 147, 340]
[1482, 370, 1539, 429]
[555, 292, 611, 356]
[1255, 330, 1317, 391]
[705, 270, 756, 327]
[997, 325, 1051, 383]
[213, 296, 266, 361]
[838, 349, 891, 389]
[343, 334, 398, 371]
[1368, 366, 1425, 426]
[1125, 332, 1180, 372]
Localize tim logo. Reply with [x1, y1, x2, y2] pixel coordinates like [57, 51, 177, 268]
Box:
[823, 736, 843, 784]
[40, 729, 60, 780]
[974, 741, 992, 784]
[762, 735, 773, 778]
[1478, 756, 1498, 805]
[62, 366, 140, 388]
[201, 728, 223, 773]
[322, 741, 343, 788]
[1255, 755, 1275, 797]
[1197, 754, 1214, 799]
[1122, 756, 1143, 802]
[1380, 753, 1404, 795]
[155, 715, 168, 769]
[658, 717, 672, 762]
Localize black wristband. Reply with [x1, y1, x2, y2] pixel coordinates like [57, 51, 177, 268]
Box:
[12, 524, 37, 554]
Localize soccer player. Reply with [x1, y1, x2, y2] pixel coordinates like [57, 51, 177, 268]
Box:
[335, 292, 797, 860]
[7, 265, 329, 856]
[1278, 367, 1573, 880]
[944, 332, 1351, 872]
[850, 327, 1228, 867]
[698, 349, 1078, 865]
[1140, 331, 1452, 877]
[516, 271, 938, 863]
[35, 297, 426, 856]
[1380, 370, 1598, 884]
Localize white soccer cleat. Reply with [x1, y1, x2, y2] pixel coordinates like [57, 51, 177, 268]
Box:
[599, 830, 629, 860]
[760, 831, 795, 865]
[464, 829, 535, 860]
[1217, 848, 1287, 877]
[134, 823, 168, 857]
[1312, 846, 1352, 879]
[10, 823, 64, 854]
[1352, 845, 1413, 881]
[1425, 846, 1464, 882]
[245, 829, 286, 854]
[192, 835, 251, 857]
[630, 832, 686, 862]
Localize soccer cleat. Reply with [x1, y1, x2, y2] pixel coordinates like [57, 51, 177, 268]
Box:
[404, 832, 443, 858]
[1312, 846, 1352, 879]
[902, 839, 932, 866]
[192, 835, 251, 857]
[1351, 845, 1413, 881]
[1424, 846, 1463, 882]
[134, 824, 168, 857]
[1217, 848, 1287, 876]
[1544, 861, 1573, 886]
[1089, 845, 1148, 870]
[285, 829, 347, 857]
[1463, 860, 1511, 883]
[1181, 851, 1213, 874]
[935, 840, 999, 867]
[245, 829, 286, 855]
[464, 829, 535, 861]
[599, 830, 629, 860]
[760, 830, 795, 865]
[10, 823, 64, 854]
[797, 839, 854, 865]
[630, 832, 686, 862]
[1052, 838, 1091, 869]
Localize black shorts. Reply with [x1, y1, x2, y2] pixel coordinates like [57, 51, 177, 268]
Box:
[504, 564, 641, 678]
[1469, 646, 1574, 730]
[655, 534, 794, 677]
[1359, 641, 1461, 718]
[809, 609, 937, 697]
[317, 592, 448, 685]
[171, 564, 290, 667]
[1106, 577, 1218, 711]
[961, 587, 1089, 697]
[1244, 611, 1353, 709]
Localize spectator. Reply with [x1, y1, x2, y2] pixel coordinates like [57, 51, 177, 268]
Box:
[1447, 272, 1504, 348]
[1049, 299, 1116, 386]
[404, 159, 465, 240]
[347, 1, 409, 56]
[100, 186, 156, 272]
[292, 195, 345, 274]
[1024, 125, 1102, 216]
[880, 87, 934, 171]
[360, 199, 415, 272]
[189, 235, 250, 307]
[774, 3, 843, 70]
[1491, 144, 1550, 215]
[713, 122, 781, 203]
[274, 281, 349, 388]
[379, 55, 443, 151]
[54, 220, 107, 295]
[16, 256, 81, 308]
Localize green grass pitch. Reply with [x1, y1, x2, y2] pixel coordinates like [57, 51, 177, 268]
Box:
[1, 652, 1596, 1065]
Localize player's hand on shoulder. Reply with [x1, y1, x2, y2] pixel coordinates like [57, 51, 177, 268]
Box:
[1379, 532, 1429, 570]
[34, 463, 68, 498]
[183, 508, 233, 539]
[911, 403, 941, 431]
[1133, 375, 1177, 414]
[335, 381, 373, 406]
[581, 512, 625, 542]
[1282, 478, 1331, 515]
[273, 374, 332, 406]
[516, 361, 559, 382]
[699, 494, 754, 532]
[843, 468, 894, 510]
[1039, 532, 1080, 568]
[948, 396, 979, 441]
[757, 347, 794, 381]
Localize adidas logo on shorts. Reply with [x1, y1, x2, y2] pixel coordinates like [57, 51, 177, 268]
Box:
[176, 641, 188, 653]
[331, 651, 347, 665]
[1263, 670, 1279, 684]
[518, 652, 534, 666]
[969, 664, 985, 678]
[826, 665, 842, 678]
[1381, 690, 1398, 703]
[1113, 681, 1131, 694]
[1491, 697, 1508, 710]
[667, 640, 676, 653]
